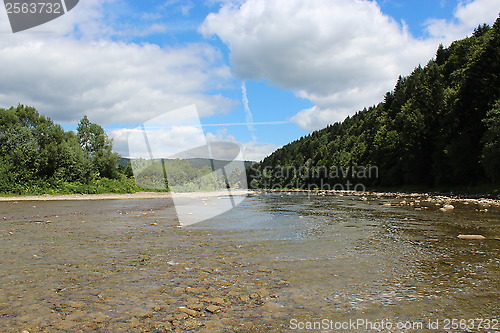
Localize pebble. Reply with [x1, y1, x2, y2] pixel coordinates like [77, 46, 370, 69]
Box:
[56, 319, 78, 330]
[90, 312, 110, 323]
[249, 293, 260, 299]
[178, 306, 200, 317]
[65, 300, 86, 308]
[173, 312, 189, 321]
[206, 305, 222, 313]
[187, 302, 204, 311]
[131, 308, 152, 318]
[181, 318, 201, 330]
[439, 204, 455, 212]
[261, 301, 284, 312]
[457, 234, 486, 240]
[239, 294, 250, 302]
[205, 297, 225, 306]
[86, 323, 99, 330]
[185, 286, 204, 293]
[152, 321, 174, 331]
[129, 317, 140, 328]
[65, 310, 86, 321]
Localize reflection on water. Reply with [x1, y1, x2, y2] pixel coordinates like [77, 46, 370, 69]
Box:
[0, 193, 498, 332]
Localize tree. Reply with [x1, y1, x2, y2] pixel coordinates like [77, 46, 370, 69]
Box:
[482, 100, 500, 183]
[77, 116, 107, 156]
[0, 126, 40, 189]
[77, 116, 120, 179]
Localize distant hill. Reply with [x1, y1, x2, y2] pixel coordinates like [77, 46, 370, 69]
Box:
[120, 157, 253, 173]
[120, 157, 253, 192]
[252, 18, 500, 191]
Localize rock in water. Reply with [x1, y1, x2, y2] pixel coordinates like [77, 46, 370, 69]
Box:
[206, 305, 222, 313]
[457, 234, 486, 240]
[439, 204, 455, 212]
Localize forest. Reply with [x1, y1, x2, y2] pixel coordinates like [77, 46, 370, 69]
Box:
[0, 105, 139, 194]
[251, 18, 500, 193]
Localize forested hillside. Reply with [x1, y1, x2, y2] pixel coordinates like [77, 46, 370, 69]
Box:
[0, 105, 136, 194]
[252, 18, 500, 191]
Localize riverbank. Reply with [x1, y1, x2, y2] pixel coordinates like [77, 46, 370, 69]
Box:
[1, 188, 499, 208]
[0, 190, 255, 202]
[257, 188, 500, 207]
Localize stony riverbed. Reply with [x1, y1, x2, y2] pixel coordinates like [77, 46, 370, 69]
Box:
[0, 192, 498, 332]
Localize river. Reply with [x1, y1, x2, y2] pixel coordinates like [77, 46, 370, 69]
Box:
[0, 192, 498, 332]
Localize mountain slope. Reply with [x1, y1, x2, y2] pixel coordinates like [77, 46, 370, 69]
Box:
[252, 18, 500, 190]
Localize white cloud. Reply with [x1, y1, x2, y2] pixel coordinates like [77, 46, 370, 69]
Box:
[111, 126, 207, 158]
[0, 38, 235, 125]
[201, 0, 498, 130]
[239, 141, 279, 161]
[206, 128, 279, 161]
[111, 126, 277, 161]
[205, 128, 278, 161]
[425, 0, 499, 42]
[0, 0, 236, 126]
[290, 106, 351, 132]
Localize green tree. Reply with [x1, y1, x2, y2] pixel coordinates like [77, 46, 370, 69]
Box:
[0, 126, 40, 190]
[482, 100, 500, 183]
[77, 116, 120, 179]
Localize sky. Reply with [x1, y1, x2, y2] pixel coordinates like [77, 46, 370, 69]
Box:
[0, 0, 498, 161]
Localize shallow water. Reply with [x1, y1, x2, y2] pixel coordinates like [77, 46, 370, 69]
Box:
[0, 193, 498, 332]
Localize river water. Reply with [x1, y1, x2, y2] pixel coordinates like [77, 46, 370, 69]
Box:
[0, 192, 498, 332]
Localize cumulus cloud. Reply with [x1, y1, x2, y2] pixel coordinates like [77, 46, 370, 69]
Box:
[239, 141, 279, 161]
[111, 126, 207, 158]
[205, 128, 278, 161]
[111, 126, 277, 161]
[0, 1, 236, 126]
[201, 0, 498, 130]
[424, 0, 499, 42]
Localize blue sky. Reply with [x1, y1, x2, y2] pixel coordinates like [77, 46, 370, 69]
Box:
[0, 0, 498, 160]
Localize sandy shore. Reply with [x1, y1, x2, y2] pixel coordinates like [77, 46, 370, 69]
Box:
[0, 189, 255, 202]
